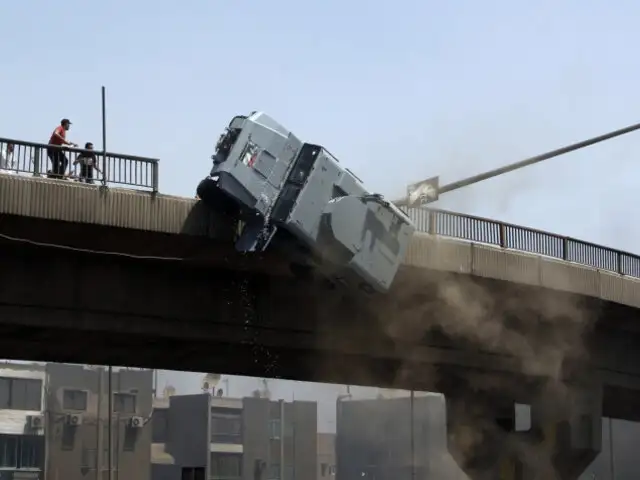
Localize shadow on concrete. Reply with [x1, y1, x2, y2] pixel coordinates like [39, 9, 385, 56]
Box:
[179, 199, 236, 242]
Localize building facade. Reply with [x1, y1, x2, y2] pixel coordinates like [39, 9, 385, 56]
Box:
[0, 363, 154, 480]
[151, 393, 318, 480]
[45, 364, 154, 480]
[335, 393, 447, 480]
[0, 363, 47, 480]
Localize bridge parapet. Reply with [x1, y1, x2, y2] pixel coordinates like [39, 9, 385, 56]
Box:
[0, 136, 159, 191]
[1, 138, 637, 281]
[405, 207, 640, 278]
[1, 174, 640, 309]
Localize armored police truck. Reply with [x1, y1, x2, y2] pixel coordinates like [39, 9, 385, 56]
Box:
[196, 112, 415, 294]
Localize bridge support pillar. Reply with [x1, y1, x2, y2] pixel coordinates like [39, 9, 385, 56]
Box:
[523, 380, 602, 480]
[445, 379, 602, 480]
[446, 392, 520, 480]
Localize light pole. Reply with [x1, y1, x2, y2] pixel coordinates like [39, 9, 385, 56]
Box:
[107, 365, 113, 480]
[410, 390, 415, 480]
[609, 417, 616, 480]
[396, 120, 640, 208]
[101, 86, 107, 185]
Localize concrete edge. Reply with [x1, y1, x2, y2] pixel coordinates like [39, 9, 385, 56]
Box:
[407, 233, 640, 308]
[2, 175, 639, 308]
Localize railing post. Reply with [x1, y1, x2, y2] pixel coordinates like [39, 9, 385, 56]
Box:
[499, 223, 506, 248]
[32, 149, 40, 177]
[152, 161, 159, 193]
[428, 210, 437, 235]
[617, 251, 623, 275]
[562, 237, 569, 261]
[102, 152, 107, 186]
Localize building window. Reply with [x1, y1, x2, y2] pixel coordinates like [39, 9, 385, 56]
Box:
[267, 464, 280, 480]
[181, 467, 205, 480]
[113, 393, 136, 414]
[0, 377, 42, 411]
[19, 436, 40, 468]
[122, 427, 136, 452]
[0, 435, 42, 468]
[210, 412, 242, 444]
[63, 389, 88, 411]
[0, 435, 17, 467]
[210, 453, 242, 479]
[268, 419, 281, 439]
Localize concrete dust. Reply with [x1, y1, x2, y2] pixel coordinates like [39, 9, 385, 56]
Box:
[310, 253, 597, 478]
[308, 102, 606, 477]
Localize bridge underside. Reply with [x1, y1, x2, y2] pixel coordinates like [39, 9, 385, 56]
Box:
[1, 214, 640, 423]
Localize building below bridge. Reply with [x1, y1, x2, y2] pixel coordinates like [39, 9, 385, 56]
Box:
[0, 363, 46, 480]
[4, 360, 639, 479]
[0, 362, 154, 480]
[151, 391, 318, 480]
[335, 393, 449, 480]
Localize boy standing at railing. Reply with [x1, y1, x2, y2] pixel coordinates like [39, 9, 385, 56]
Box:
[73, 142, 101, 184]
[47, 118, 77, 179]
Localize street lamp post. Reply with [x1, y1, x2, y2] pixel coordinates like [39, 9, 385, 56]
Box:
[107, 365, 113, 480]
[410, 390, 415, 480]
[396, 120, 640, 208]
[609, 417, 616, 480]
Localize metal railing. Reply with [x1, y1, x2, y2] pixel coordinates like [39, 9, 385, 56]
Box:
[0, 137, 159, 192]
[403, 207, 640, 279]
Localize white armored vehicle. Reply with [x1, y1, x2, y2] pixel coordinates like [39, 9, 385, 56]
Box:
[196, 112, 415, 294]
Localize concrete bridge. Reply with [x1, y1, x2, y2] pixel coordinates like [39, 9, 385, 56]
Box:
[1, 166, 640, 478]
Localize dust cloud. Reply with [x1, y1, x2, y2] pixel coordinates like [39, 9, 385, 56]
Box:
[303, 107, 616, 476]
[310, 255, 598, 478]
[328, 78, 622, 476]
[311, 127, 602, 476]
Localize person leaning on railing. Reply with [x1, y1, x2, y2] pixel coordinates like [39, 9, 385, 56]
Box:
[73, 142, 102, 184]
[47, 118, 77, 179]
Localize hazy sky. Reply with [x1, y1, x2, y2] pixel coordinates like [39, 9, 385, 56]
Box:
[4, 0, 640, 243]
[4, 1, 640, 474]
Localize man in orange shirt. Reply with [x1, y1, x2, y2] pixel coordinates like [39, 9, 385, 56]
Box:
[47, 118, 77, 179]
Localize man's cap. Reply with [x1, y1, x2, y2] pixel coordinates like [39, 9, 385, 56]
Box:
[61, 118, 72, 125]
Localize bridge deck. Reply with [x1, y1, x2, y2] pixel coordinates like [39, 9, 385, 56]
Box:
[1, 174, 639, 308]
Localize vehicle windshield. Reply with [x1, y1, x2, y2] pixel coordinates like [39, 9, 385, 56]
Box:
[228, 116, 246, 130]
[214, 116, 246, 161]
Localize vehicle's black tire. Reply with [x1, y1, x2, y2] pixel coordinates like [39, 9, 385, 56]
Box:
[196, 178, 240, 217]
